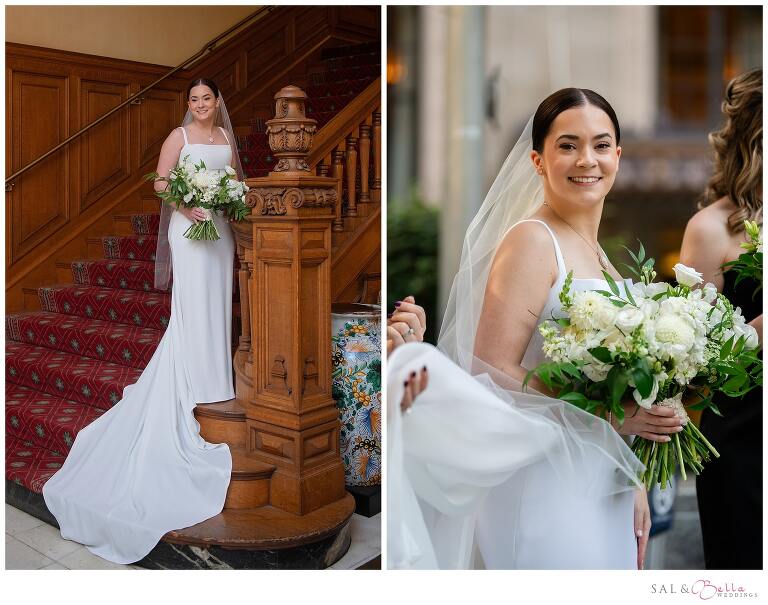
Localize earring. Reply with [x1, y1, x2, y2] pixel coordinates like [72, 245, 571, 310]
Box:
[537, 168, 544, 175]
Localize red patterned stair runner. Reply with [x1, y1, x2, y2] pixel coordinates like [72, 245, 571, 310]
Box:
[4, 213, 225, 497]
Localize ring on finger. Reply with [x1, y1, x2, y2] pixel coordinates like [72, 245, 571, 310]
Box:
[406, 327, 415, 336]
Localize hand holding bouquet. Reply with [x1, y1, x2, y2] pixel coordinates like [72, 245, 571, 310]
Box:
[525, 244, 762, 489]
[145, 156, 250, 240]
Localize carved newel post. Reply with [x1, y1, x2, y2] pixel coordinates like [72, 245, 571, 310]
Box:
[231, 86, 345, 515]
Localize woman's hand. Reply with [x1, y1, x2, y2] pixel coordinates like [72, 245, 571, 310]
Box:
[634, 486, 652, 570]
[401, 366, 429, 413]
[613, 402, 685, 442]
[388, 296, 426, 345]
[386, 326, 405, 355]
[178, 207, 208, 223]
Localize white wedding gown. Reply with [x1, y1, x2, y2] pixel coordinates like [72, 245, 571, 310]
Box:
[43, 127, 236, 564]
[388, 220, 642, 569]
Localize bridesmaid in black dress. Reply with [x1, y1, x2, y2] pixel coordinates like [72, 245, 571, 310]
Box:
[680, 67, 763, 570]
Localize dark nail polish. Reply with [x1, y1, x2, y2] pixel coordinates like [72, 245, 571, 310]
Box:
[422, 366, 427, 372]
[403, 380, 409, 387]
[394, 301, 402, 307]
[410, 371, 417, 378]
[387, 313, 393, 319]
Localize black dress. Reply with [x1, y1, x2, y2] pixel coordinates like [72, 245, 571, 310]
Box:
[696, 271, 762, 569]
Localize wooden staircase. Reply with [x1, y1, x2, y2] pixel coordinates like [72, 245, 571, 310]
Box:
[6, 10, 380, 569]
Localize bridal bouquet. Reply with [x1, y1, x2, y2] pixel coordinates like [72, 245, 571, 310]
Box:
[525, 245, 762, 489]
[722, 219, 762, 295]
[145, 155, 250, 240]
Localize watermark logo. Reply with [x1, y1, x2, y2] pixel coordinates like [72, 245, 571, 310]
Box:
[651, 580, 759, 600]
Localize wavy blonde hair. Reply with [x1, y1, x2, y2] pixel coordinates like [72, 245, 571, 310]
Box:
[700, 68, 762, 233]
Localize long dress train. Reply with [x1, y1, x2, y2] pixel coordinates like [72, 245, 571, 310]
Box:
[43, 128, 235, 564]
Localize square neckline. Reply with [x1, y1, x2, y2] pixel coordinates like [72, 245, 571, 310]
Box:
[180, 126, 230, 147]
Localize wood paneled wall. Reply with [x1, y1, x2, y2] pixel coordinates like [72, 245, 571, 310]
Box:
[5, 6, 380, 311]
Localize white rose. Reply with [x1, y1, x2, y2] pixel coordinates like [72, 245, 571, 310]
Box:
[615, 307, 645, 333]
[733, 322, 760, 350]
[643, 282, 670, 299]
[183, 192, 194, 204]
[639, 299, 660, 321]
[224, 165, 236, 176]
[743, 324, 760, 349]
[673, 263, 704, 287]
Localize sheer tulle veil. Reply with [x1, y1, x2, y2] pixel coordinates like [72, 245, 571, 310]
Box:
[387, 116, 644, 569]
[153, 94, 243, 291]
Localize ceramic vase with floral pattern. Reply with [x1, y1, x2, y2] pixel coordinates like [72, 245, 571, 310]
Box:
[331, 303, 381, 486]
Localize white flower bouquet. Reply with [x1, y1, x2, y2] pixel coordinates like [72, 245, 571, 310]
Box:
[145, 156, 250, 240]
[525, 244, 762, 489]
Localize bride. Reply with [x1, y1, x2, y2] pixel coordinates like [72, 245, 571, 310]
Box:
[42, 78, 242, 564]
[388, 88, 684, 569]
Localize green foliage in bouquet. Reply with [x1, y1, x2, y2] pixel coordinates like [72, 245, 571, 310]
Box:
[722, 219, 762, 297]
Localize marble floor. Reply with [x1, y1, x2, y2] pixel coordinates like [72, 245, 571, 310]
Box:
[5, 504, 380, 570]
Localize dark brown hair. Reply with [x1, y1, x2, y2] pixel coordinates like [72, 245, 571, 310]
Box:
[532, 88, 621, 153]
[186, 78, 220, 99]
[700, 68, 762, 233]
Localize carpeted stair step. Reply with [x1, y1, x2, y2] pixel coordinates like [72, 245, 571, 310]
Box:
[38, 284, 171, 330]
[91, 235, 158, 261]
[6, 384, 104, 456]
[6, 436, 65, 494]
[6, 311, 162, 369]
[113, 213, 160, 236]
[6, 341, 141, 411]
[70, 259, 157, 293]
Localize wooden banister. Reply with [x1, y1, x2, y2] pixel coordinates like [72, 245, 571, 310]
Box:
[304, 77, 381, 251]
[307, 79, 381, 166]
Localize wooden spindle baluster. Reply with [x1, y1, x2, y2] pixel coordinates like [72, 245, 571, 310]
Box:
[358, 124, 371, 205]
[372, 110, 381, 194]
[237, 245, 251, 352]
[332, 148, 345, 232]
[345, 134, 358, 217]
[317, 162, 329, 177]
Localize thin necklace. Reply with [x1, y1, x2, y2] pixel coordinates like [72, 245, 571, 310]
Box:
[543, 202, 609, 270]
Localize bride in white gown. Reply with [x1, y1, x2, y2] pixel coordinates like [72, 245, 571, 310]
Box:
[43, 78, 242, 564]
[388, 88, 685, 569]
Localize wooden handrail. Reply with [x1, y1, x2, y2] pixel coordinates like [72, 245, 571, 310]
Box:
[5, 6, 275, 190]
[308, 78, 381, 167]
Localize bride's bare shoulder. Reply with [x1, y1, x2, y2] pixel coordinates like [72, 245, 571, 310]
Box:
[163, 127, 185, 146]
[490, 219, 558, 283]
[496, 219, 555, 258]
